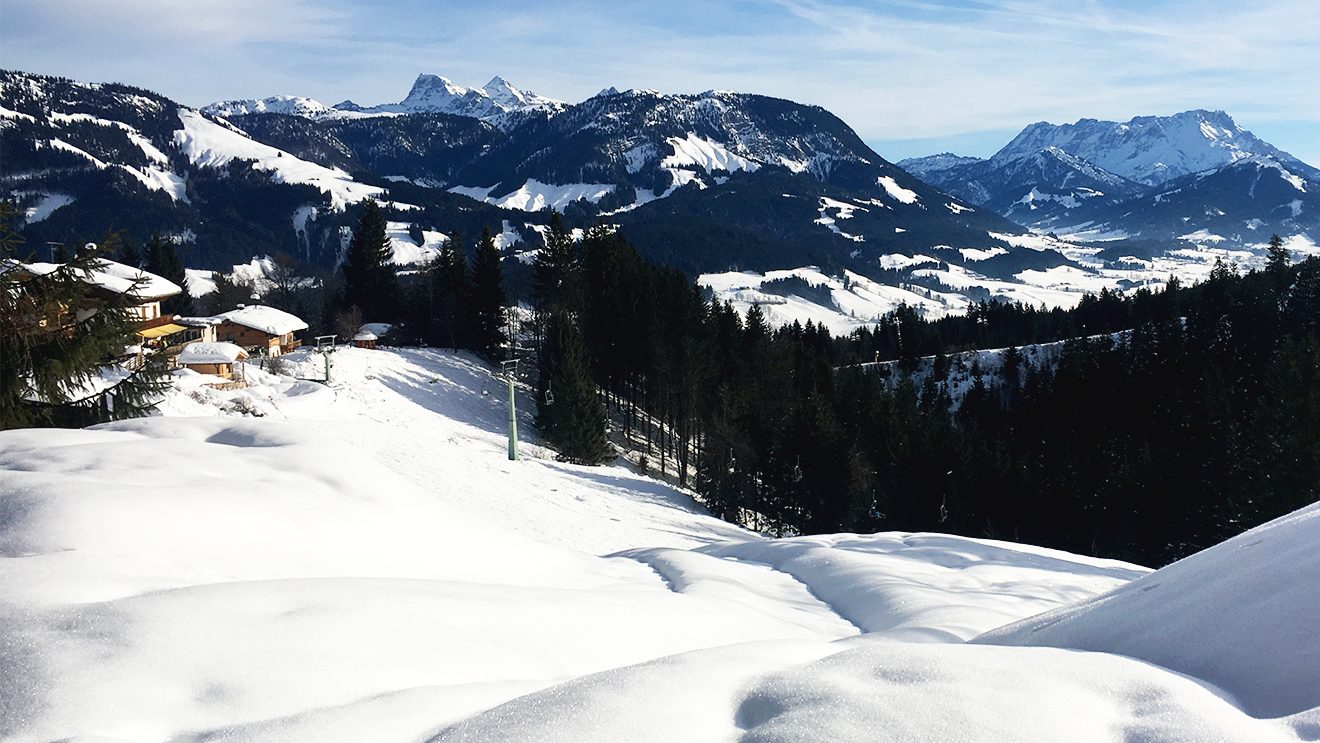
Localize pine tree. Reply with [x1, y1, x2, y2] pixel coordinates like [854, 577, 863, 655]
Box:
[468, 226, 507, 357]
[431, 234, 470, 349]
[1, 233, 170, 429]
[1266, 234, 1289, 273]
[342, 199, 397, 322]
[537, 311, 610, 464]
[531, 212, 579, 348]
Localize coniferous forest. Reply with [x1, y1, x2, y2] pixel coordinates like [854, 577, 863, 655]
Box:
[497, 221, 1320, 567]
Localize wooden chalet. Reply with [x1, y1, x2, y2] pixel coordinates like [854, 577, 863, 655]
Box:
[3, 255, 185, 352]
[211, 305, 308, 357]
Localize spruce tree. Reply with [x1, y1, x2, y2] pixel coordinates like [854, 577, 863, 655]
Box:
[531, 212, 579, 348]
[342, 199, 397, 322]
[537, 311, 610, 464]
[431, 234, 470, 349]
[1266, 234, 1289, 273]
[468, 226, 507, 357]
[1, 233, 170, 429]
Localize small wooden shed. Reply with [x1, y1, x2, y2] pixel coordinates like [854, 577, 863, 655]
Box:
[178, 342, 248, 387]
[352, 329, 378, 350]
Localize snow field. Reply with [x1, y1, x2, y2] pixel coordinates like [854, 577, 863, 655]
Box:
[1, 345, 1315, 741]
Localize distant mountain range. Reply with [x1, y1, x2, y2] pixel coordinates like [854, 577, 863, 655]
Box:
[1, 69, 1023, 280]
[204, 74, 567, 128]
[3, 68, 1316, 329]
[900, 110, 1319, 249]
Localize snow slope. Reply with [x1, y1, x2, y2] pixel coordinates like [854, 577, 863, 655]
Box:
[979, 501, 1320, 719]
[449, 179, 616, 212]
[1, 346, 1313, 741]
[174, 109, 381, 209]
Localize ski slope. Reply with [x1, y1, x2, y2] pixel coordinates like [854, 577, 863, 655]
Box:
[0, 347, 1315, 741]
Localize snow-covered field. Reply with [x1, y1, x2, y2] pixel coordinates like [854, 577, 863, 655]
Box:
[1, 346, 1315, 741]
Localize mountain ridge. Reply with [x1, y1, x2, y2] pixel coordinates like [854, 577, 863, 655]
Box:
[901, 110, 1318, 248]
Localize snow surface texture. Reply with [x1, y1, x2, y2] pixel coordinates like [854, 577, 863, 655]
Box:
[1, 346, 1314, 741]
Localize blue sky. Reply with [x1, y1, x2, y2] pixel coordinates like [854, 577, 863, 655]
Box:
[4, 0, 1318, 165]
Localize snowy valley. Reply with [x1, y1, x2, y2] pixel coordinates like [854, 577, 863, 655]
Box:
[1, 345, 1317, 741]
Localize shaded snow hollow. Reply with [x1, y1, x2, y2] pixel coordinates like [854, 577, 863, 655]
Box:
[0, 347, 1314, 741]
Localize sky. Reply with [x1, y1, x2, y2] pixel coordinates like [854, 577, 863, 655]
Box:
[3, 0, 1318, 165]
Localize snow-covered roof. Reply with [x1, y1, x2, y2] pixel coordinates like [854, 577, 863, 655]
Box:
[89, 259, 182, 300]
[2, 257, 181, 301]
[212, 305, 308, 336]
[352, 331, 378, 341]
[179, 342, 247, 365]
[359, 322, 393, 337]
[176, 316, 221, 328]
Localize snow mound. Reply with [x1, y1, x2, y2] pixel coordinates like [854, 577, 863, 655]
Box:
[684, 532, 1145, 641]
[977, 502, 1320, 718]
[432, 639, 1297, 743]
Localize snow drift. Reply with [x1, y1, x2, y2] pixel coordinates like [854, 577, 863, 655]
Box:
[978, 501, 1320, 718]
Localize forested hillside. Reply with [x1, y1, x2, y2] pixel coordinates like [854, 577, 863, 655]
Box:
[532, 226, 1319, 565]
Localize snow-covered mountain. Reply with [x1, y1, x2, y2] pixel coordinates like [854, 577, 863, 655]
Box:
[12, 69, 1309, 322]
[200, 94, 343, 119]
[7, 69, 1036, 284]
[990, 109, 1309, 185]
[900, 152, 984, 177]
[902, 110, 1319, 251]
[203, 73, 567, 126]
[0, 70, 530, 271]
[904, 146, 1145, 227]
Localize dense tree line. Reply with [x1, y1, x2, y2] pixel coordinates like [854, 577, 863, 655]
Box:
[528, 224, 1318, 566]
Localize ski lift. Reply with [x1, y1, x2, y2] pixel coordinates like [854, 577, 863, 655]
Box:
[543, 381, 555, 406]
[791, 456, 803, 483]
[939, 492, 949, 523]
[727, 451, 737, 475]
